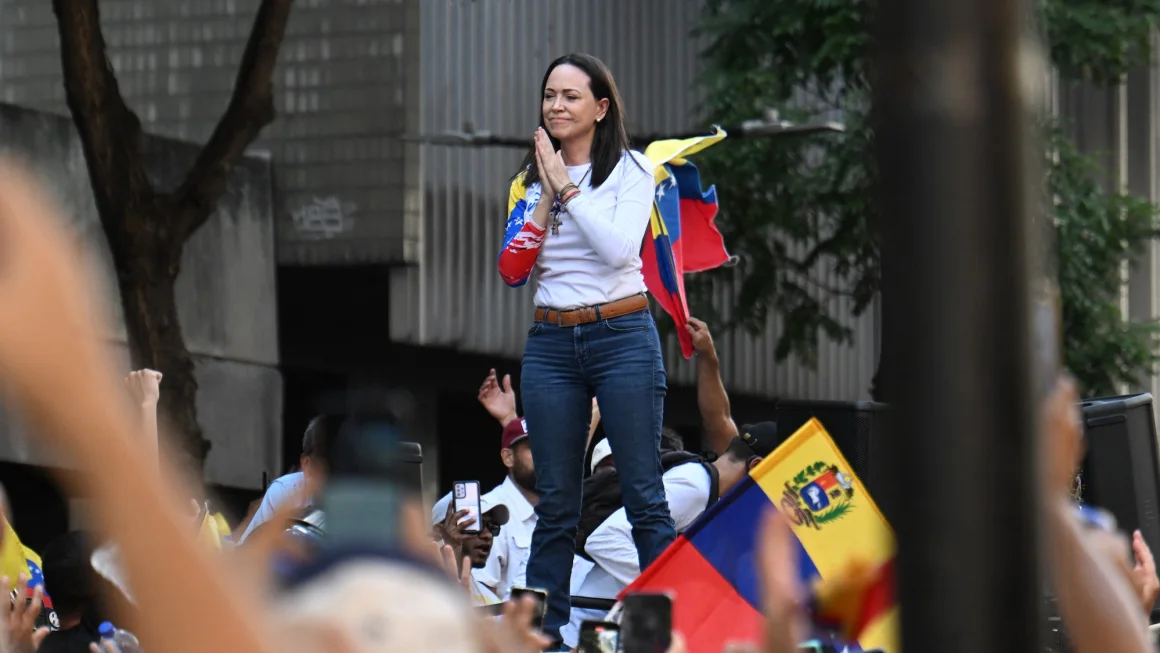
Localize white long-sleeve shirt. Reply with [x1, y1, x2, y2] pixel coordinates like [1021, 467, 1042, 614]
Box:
[530, 150, 655, 309]
[561, 462, 713, 648]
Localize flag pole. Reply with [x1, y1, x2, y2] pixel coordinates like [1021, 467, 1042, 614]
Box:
[875, 0, 1046, 651]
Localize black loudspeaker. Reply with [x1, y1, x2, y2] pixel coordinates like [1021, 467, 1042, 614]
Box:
[396, 441, 424, 495]
[773, 400, 891, 516]
[1079, 393, 1160, 617]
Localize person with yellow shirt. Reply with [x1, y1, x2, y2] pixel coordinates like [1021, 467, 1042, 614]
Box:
[2, 513, 60, 632]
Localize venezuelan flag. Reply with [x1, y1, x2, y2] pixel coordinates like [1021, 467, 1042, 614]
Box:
[642, 128, 733, 359]
[1, 517, 55, 611]
[622, 419, 898, 653]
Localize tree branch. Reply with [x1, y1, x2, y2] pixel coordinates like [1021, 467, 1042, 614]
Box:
[171, 0, 293, 243]
[52, 0, 151, 215]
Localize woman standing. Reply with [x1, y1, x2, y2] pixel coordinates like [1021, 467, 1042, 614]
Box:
[497, 53, 675, 644]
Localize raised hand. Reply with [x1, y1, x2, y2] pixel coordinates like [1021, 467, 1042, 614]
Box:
[686, 317, 717, 358]
[435, 504, 476, 550]
[125, 369, 162, 406]
[756, 510, 807, 653]
[1131, 530, 1160, 612]
[436, 545, 473, 594]
[478, 368, 518, 426]
[1040, 375, 1083, 497]
[4, 574, 50, 653]
[479, 595, 553, 653]
[125, 368, 162, 462]
[0, 159, 275, 653]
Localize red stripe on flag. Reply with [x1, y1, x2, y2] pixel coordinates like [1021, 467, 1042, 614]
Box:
[624, 537, 763, 652]
[676, 197, 730, 273]
[851, 558, 895, 640]
[640, 230, 694, 358]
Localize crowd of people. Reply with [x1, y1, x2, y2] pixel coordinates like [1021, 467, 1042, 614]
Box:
[0, 49, 1157, 653]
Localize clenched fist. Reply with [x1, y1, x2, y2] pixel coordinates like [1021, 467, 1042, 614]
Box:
[125, 369, 162, 406]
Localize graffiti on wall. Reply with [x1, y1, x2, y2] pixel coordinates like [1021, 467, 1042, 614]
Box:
[291, 196, 357, 239]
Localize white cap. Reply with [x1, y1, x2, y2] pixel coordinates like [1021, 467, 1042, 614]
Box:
[430, 492, 453, 527]
[590, 439, 613, 474]
[480, 496, 510, 526]
[432, 490, 509, 527]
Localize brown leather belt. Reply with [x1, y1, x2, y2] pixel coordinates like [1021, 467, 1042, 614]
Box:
[534, 294, 649, 327]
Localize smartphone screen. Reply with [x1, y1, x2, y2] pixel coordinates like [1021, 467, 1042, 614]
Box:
[454, 481, 482, 534]
[509, 587, 548, 630]
[621, 592, 672, 653]
[579, 621, 619, 653]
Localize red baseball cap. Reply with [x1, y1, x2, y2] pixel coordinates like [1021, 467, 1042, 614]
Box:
[502, 418, 529, 450]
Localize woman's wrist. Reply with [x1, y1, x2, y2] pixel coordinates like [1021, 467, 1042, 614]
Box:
[560, 186, 581, 207]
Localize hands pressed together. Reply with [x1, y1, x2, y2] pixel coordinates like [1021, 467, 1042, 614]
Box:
[534, 128, 571, 196]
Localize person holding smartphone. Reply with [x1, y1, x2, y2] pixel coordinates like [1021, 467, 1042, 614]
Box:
[432, 497, 511, 607]
[497, 52, 674, 646]
[430, 418, 539, 601]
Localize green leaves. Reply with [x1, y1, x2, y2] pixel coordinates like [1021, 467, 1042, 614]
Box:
[692, 0, 877, 366]
[1047, 126, 1160, 394]
[695, 0, 1160, 395]
[1041, 0, 1160, 83]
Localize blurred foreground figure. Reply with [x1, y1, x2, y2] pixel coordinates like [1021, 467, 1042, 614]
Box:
[273, 560, 482, 653]
[0, 161, 275, 653]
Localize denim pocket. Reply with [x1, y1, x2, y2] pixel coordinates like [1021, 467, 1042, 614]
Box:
[528, 321, 545, 337]
[602, 311, 650, 333]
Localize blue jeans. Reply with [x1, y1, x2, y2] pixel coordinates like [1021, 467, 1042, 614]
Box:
[521, 307, 676, 641]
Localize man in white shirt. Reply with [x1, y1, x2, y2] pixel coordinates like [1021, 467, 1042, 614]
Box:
[239, 415, 343, 544]
[430, 417, 539, 601]
[431, 494, 512, 607]
[561, 428, 779, 648]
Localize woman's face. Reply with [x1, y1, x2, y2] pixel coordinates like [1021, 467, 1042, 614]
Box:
[542, 64, 608, 143]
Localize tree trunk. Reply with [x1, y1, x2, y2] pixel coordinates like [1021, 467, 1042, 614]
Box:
[112, 227, 207, 468]
[52, 0, 294, 475]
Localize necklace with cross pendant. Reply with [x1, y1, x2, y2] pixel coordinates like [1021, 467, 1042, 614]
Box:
[549, 208, 563, 236]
